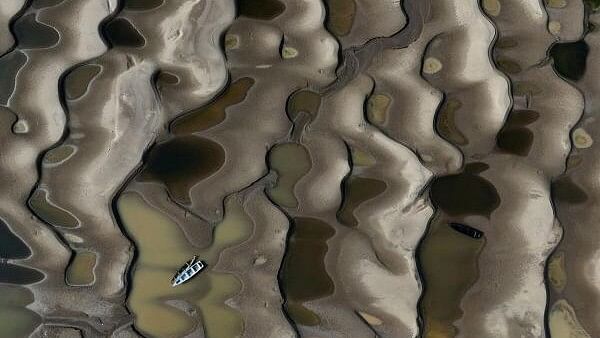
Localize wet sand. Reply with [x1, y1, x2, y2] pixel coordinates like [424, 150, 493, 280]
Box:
[1, 0, 599, 337]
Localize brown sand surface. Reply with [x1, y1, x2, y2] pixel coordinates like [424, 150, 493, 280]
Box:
[0, 0, 598, 337]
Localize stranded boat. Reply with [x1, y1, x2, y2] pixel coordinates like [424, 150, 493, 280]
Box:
[171, 255, 206, 287]
[449, 222, 484, 239]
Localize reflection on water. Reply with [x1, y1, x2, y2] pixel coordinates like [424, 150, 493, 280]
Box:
[267, 143, 311, 208]
[103, 18, 145, 48]
[64, 64, 102, 100]
[286, 302, 321, 326]
[171, 78, 255, 134]
[118, 193, 252, 337]
[552, 176, 588, 204]
[338, 176, 386, 227]
[549, 40, 589, 81]
[430, 167, 500, 218]
[13, 14, 60, 49]
[437, 98, 468, 146]
[504, 109, 539, 126]
[0, 51, 27, 105]
[419, 217, 485, 338]
[0, 215, 42, 286]
[0, 263, 44, 285]
[0, 285, 40, 338]
[496, 109, 539, 156]
[281, 217, 335, 326]
[236, 0, 285, 20]
[497, 128, 534, 156]
[350, 147, 376, 167]
[323, 0, 356, 37]
[139, 136, 225, 204]
[0, 220, 30, 259]
[0, 219, 42, 285]
[43, 145, 76, 166]
[66, 250, 96, 286]
[29, 189, 80, 228]
[287, 89, 321, 120]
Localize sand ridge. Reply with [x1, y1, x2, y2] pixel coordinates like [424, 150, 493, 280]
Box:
[0, 0, 598, 337]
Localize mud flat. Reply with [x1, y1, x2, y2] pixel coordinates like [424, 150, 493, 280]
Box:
[1, 0, 599, 337]
[547, 3, 600, 337]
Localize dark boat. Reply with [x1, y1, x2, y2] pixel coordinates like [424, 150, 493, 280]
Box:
[449, 223, 484, 239]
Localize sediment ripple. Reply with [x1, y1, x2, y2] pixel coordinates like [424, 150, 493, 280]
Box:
[0, 0, 124, 335]
[548, 3, 600, 336]
[1, 0, 598, 337]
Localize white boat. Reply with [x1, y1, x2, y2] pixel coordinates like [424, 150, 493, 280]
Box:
[171, 255, 206, 287]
